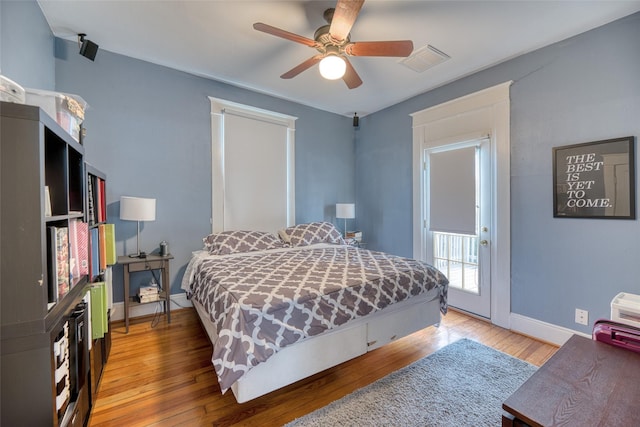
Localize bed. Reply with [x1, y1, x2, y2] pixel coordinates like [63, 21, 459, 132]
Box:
[181, 222, 448, 403]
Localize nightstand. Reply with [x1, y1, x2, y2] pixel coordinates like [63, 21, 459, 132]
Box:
[117, 254, 174, 333]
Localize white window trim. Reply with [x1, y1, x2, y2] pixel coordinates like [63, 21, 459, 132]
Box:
[209, 97, 296, 233]
[411, 81, 512, 328]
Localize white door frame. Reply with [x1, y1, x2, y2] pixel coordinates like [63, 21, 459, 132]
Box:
[411, 82, 512, 328]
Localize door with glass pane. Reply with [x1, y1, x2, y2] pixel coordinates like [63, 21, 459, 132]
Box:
[425, 138, 491, 318]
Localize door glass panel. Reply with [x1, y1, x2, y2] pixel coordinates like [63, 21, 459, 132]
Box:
[433, 232, 479, 295]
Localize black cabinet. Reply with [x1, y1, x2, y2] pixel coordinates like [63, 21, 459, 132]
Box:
[1, 101, 107, 426]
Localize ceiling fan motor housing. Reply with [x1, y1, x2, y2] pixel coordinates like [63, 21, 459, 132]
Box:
[314, 24, 350, 54]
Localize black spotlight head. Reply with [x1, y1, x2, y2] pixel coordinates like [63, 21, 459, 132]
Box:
[78, 34, 99, 61]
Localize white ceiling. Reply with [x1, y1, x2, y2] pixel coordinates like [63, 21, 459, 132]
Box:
[38, 1, 640, 117]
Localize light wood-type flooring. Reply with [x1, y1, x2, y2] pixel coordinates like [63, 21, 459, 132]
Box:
[88, 307, 558, 427]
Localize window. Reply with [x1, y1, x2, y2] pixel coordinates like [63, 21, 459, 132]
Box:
[433, 232, 479, 294]
[210, 97, 296, 232]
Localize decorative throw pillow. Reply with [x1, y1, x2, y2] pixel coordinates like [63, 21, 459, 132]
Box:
[203, 230, 284, 255]
[280, 222, 346, 247]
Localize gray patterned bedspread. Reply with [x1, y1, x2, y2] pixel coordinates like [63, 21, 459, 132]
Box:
[182, 245, 448, 393]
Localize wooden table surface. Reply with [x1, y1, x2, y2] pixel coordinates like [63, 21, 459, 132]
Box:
[503, 334, 640, 426]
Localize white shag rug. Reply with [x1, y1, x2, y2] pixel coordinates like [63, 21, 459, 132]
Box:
[285, 338, 537, 427]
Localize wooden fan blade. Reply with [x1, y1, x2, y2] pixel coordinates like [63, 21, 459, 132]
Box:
[253, 22, 318, 47]
[281, 55, 323, 79]
[345, 40, 414, 57]
[342, 57, 363, 89]
[329, 0, 365, 42]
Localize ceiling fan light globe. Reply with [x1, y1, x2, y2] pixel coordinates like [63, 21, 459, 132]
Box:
[319, 55, 346, 80]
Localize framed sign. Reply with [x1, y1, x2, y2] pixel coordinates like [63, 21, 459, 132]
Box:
[553, 136, 636, 219]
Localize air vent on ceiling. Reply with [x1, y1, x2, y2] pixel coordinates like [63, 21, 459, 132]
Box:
[400, 44, 450, 73]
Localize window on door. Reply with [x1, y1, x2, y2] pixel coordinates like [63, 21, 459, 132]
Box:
[433, 232, 479, 294]
[428, 143, 481, 296]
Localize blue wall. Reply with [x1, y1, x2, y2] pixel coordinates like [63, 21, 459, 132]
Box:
[2, 1, 355, 302]
[357, 12, 640, 333]
[0, 0, 55, 89]
[53, 42, 355, 301]
[3, 0, 640, 334]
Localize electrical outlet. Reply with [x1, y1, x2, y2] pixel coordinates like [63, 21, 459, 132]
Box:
[575, 308, 589, 325]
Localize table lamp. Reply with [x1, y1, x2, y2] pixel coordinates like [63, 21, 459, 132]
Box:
[336, 203, 355, 237]
[120, 196, 156, 258]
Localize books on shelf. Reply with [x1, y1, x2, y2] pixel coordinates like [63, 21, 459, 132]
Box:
[346, 230, 363, 242]
[98, 224, 107, 271]
[44, 186, 52, 217]
[68, 219, 89, 282]
[48, 226, 70, 302]
[99, 179, 106, 223]
[53, 322, 70, 420]
[104, 223, 116, 265]
[87, 174, 106, 226]
[138, 283, 160, 303]
[89, 227, 100, 279]
[89, 282, 108, 339]
[138, 293, 160, 303]
[46, 219, 115, 304]
[87, 175, 95, 225]
[97, 223, 117, 267]
[77, 222, 89, 276]
[88, 223, 116, 280]
[139, 284, 159, 295]
[55, 227, 69, 300]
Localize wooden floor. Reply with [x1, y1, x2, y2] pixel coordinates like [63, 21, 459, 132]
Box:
[88, 308, 558, 427]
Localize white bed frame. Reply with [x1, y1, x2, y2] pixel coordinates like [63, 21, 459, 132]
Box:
[205, 147, 442, 401]
[193, 290, 441, 403]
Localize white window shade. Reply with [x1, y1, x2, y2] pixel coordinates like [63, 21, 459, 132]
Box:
[429, 146, 477, 235]
[223, 113, 288, 232]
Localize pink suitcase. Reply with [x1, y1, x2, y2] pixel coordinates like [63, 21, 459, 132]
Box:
[592, 319, 640, 353]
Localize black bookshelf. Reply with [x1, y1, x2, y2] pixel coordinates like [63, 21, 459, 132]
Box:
[0, 101, 102, 426]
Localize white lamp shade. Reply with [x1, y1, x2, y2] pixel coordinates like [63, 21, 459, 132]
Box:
[319, 55, 346, 80]
[120, 196, 156, 221]
[336, 203, 355, 219]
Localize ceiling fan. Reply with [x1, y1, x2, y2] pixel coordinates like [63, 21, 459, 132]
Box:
[253, 0, 414, 89]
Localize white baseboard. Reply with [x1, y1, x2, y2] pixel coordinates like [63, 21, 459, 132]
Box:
[509, 313, 590, 346]
[109, 293, 193, 322]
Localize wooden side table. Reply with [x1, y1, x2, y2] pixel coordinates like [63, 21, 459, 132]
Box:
[117, 254, 174, 333]
[503, 334, 640, 426]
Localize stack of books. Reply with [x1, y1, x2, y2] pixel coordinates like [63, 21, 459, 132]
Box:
[346, 231, 363, 242]
[138, 284, 160, 303]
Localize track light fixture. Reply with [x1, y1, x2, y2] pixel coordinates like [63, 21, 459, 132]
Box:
[78, 33, 99, 61]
